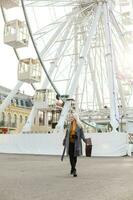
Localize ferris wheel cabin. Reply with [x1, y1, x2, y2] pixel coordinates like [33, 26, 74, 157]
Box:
[4, 19, 29, 48]
[33, 89, 56, 110]
[18, 58, 41, 83]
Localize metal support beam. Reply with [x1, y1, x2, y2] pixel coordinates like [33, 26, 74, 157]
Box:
[0, 81, 23, 114]
[21, 105, 38, 133]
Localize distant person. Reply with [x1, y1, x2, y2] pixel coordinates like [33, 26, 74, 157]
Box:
[62, 113, 86, 177]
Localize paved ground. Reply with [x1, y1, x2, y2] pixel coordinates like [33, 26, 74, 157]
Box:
[0, 154, 133, 200]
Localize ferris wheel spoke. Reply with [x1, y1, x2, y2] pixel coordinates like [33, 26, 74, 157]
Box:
[79, 64, 87, 111]
[113, 51, 126, 112]
[24, 0, 95, 7]
[33, 11, 70, 37]
[109, 10, 127, 47]
[54, 24, 73, 65]
[38, 10, 76, 57]
[36, 5, 94, 58]
[53, 32, 76, 91]
[40, 21, 67, 57]
[24, 1, 75, 7]
[88, 55, 102, 110]
[103, 2, 120, 130]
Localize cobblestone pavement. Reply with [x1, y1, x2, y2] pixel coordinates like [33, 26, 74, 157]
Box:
[0, 154, 133, 200]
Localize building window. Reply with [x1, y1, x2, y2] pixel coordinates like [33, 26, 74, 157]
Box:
[20, 115, 23, 123]
[25, 116, 28, 123]
[2, 112, 5, 121]
[13, 114, 17, 127]
[25, 100, 32, 107]
[15, 99, 19, 105]
[0, 112, 5, 126]
[20, 100, 24, 106]
[7, 113, 11, 127]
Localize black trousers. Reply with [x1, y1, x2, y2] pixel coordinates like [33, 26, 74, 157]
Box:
[69, 142, 77, 171]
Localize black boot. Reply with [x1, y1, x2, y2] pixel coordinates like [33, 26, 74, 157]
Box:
[73, 169, 77, 177]
[70, 168, 74, 175]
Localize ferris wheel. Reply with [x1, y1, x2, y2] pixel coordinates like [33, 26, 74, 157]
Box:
[21, 0, 133, 131]
[0, 0, 133, 133]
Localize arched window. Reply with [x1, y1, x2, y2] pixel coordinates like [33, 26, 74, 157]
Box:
[14, 98, 18, 106]
[2, 112, 5, 121]
[7, 113, 11, 126]
[1, 112, 5, 126]
[14, 114, 17, 127]
[25, 116, 28, 123]
[20, 115, 23, 123]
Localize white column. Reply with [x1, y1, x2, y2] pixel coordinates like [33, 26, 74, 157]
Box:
[21, 105, 38, 133]
[109, 10, 126, 112]
[103, 2, 120, 131]
[43, 111, 48, 126]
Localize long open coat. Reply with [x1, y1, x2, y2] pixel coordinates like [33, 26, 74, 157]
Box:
[63, 125, 86, 157]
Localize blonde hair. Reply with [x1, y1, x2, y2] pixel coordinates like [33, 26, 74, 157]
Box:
[70, 112, 83, 128]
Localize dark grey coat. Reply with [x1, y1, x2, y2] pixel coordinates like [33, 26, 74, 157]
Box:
[63, 125, 86, 157]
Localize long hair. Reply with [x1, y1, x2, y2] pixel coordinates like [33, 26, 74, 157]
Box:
[71, 113, 83, 128]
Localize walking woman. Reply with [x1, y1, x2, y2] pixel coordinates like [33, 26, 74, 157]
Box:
[63, 113, 86, 177]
